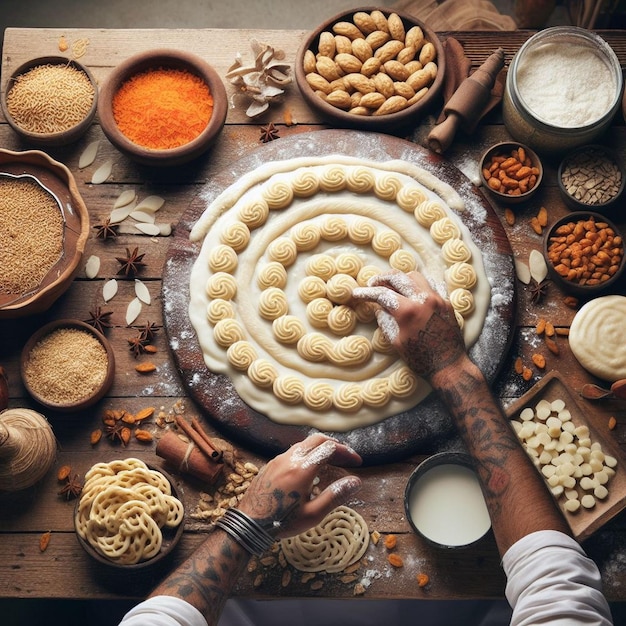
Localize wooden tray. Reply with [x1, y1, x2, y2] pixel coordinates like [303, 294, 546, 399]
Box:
[505, 370, 626, 541]
[162, 129, 516, 464]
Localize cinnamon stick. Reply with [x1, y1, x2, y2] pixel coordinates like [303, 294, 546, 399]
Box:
[156, 430, 223, 484]
[175, 416, 221, 461]
[191, 417, 224, 462]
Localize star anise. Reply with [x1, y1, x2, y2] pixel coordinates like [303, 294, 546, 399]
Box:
[84, 306, 114, 334]
[58, 473, 83, 500]
[104, 419, 131, 446]
[137, 321, 161, 343]
[93, 218, 119, 240]
[128, 333, 147, 358]
[529, 278, 550, 304]
[116, 246, 146, 277]
[259, 123, 280, 143]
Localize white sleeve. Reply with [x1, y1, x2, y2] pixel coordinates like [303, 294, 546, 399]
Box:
[118, 595, 208, 626]
[502, 530, 613, 626]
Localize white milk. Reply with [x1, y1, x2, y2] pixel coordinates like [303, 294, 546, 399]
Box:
[408, 463, 491, 547]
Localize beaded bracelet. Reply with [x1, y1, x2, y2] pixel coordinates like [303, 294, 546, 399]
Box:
[215, 507, 276, 556]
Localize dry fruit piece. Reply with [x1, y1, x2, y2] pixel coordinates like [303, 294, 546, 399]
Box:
[388, 553, 404, 567]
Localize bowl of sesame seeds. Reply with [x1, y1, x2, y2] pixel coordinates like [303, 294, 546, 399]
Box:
[21, 319, 115, 412]
[2, 56, 98, 147]
[0, 149, 90, 318]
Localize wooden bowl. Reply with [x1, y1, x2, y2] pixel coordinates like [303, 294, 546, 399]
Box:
[543, 211, 625, 298]
[479, 141, 543, 204]
[21, 319, 115, 412]
[98, 48, 228, 167]
[74, 463, 185, 570]
[294, 7, 445, 131]
[1, 56, 98, 147]
[557, 144, 625, 215]
[0, 149, 90, 318]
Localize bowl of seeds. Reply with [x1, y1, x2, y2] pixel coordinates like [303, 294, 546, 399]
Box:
[21, 319, 115, 412]
[558, 144, 625, 215]
[0, 149, 90, 318]
[294, 7, 445, 131]
[1, 56, 98, 147]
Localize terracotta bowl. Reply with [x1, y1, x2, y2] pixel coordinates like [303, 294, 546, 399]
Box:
[98, 48, 228, 167]
[294, 7, 445, 131]
[75, 463, 185, 570]
[21, 319, 115, 412]
[1, 56, 98, 147]
[557, 144, 625, 215]
[479, 141, 543, 204]
[0, 149, 90, 318]
[543, 211, 625, 298]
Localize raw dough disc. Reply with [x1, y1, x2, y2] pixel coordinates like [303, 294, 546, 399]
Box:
[569, 295, 626, 381]
[280, 505, 369, 573]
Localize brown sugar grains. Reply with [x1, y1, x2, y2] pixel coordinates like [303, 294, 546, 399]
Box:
[23, 328, 109, 405]
[0, 177, 64, 295]
[6, 63, 95, 134]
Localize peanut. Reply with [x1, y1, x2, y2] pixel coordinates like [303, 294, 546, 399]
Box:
[304, 10, 438, 117]
[483, 146, 540, 197]
[546, 216, 624, 287]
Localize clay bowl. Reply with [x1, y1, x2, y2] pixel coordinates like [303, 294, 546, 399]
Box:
[0, 149, 90, 318]
[1, 56, 98, 147]
[98, 48, 228, 167]
[75, 463, 184, 570]
[543, 211, 625, 298]
[557, 144, 625, 215]
[21, 319, 115, 412]
[295, 7, 445, 131]
[479, 141, 543, 204]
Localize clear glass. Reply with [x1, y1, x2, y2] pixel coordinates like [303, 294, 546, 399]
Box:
[503, 27, 623, 156]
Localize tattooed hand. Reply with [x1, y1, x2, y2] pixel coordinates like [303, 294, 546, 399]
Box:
[352, 270, 465, 380]
[238, 433, 362, 538]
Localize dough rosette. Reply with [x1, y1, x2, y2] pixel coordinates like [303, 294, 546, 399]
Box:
[206, 298, 235, 325]
[388, 366, 418, 397]
[389, 249, 417, 272]
[320, 216, 348, 242]
[441, 238, 471, 265]
[258, 287, 289, 320]
[306, 254, 337, 281]
[414, 200, 446, 227]
[333, 382, 363, 412]
[297, 332, 332, 362]
[273, 375, 306, 404]
[346, 166, 376, 194]
[361, 377, 390, 407]
[374, 172, 403, 201]
[319, 165, 347, 192]
[220, 221, 250, 252]
[327, 304, 357, 336]
[247, 358, 278, 387]
[267, 237, 297, 266]
[290, 222, 321, 251]
[449, 288, 475, 315]
[291, 168, 320, 197]
[227, 341, 258, 371]
[306, 298, 333, 328]
[331, 335, 372, 366]
[372, 229, 402, 257]
[396, 184, 426, 213]
[238, 198, 269, 229]
[208, 244, 238, 273]
[206, 272, 237, 300]
[334, 252, 364, 278]
[257, 261, 288, 289]
[262, 179, 293, 209]
[326, 273, 358, 305]
[213, 318, 245, 348]
[298, 275, 327, 303]
[445, 262, 477, 291]
[273, 315, 306, 344]
[347, 218, 376, 245]
[303, 381, 334, 411]
[430, 217, 461, 245]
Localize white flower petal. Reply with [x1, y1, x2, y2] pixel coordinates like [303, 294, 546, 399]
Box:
[78, 140, 99, 169]
[103, 278, 118, 302]
[91, 159, 113, 184]
[126, 297, 142, 326]
[529, 249, 548, 284]
[85, 255, 100, 279]
[134, 279, 151, 305]
[113, 189, 136, 209]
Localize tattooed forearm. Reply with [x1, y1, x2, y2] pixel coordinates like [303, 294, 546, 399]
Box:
[402, 311, 465, 378]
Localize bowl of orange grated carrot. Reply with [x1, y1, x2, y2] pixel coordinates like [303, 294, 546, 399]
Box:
[98, 49, 228, 167]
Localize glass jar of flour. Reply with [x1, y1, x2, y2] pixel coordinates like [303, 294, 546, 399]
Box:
[503, 27, 623, 156]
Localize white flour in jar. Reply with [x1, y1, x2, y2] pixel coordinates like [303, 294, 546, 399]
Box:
[516, 41, 617, 127]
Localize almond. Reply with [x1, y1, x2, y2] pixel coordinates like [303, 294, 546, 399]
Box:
[353, 11, 378, 35]
[388, 553, 404, 567]
[405, 25, 425, 49]
[373, 72, 395, 98]
[387, 13, 406, 41]
[359, 91, 386, 109]
[332, 21, 364, 41]
[374, 39, 404, 63]
[135, 429, 153, 442]
[317, 30, 336, 57]
[135, 362, 157, 373]
[374, 95, 407, 115]
[90, 429, 102, 446]
[396, 45, 417, 65]
[418, 41, 437, 64]
[383, 60, 410, 81]
[370, 10, 390, 32]
[334, 52, 362, 74]
[334, 35, 353, 54]
[316, 56, 343, 82]
[360, 56, 382, 76]
[406, 68, 433, 91]
[305, 72, 332, 94]
[351, 38, 373, 62]
[57, 465, 72, 481]
[135, 406, 156, 422]
[366, 30, 391, 50]
[303, 49, 317, 73]
[345, 73, 376, 94]
[39, 531, 52, 552]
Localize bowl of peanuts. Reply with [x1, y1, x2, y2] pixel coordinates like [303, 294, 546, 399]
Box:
[543, 211, 625, 297]
[295, 7, 445, 130]
[479, 141, 543, 204]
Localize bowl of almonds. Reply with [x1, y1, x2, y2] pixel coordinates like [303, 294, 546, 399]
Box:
[479, 141, 543, 204]
[543, 211, 625, 297]
[295, 7, 445, 130]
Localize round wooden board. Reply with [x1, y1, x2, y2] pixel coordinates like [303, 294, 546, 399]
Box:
[162, 130, 516, 465]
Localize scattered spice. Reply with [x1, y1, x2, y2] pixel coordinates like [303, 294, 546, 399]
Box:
[416, 572, 430, 588]
[58, 473, 83, 500]
[57, 465, 72, 481]
[387, 553, 404, 568]
[6, 63, 95, 134]
[259, 123, 280, 143]
[112, 67, 214, 150]
[93, 218, 119, 240]
[23, 328, 109, 405]
[90, 429, 102, 446]
[39, 531, 52, 552]
[84, 307, 113, 335]
[135, 362, 157, 374]
[503, 208, 515, 226]
[531, 353, 546, 369]
[529, 278, 550, 304]
[0, 177, 64, 295]
[116, 246, 146, 277]
[383, 534, 397, 550]
[608, 416, 617, 431]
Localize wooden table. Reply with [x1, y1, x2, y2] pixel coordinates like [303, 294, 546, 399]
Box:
[0, 27, 625, 608]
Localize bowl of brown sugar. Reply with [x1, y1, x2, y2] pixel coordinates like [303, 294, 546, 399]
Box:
[21, 320, 115, 412]
[2, 56, 98, 147]
[0, 149, 90, 319]
[98, 48, 228, 167]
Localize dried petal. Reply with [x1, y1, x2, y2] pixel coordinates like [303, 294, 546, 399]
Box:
[126, 297, 142, 325]
[514, 258, 531, 285]
[85, 254, 100, 279]
[102, 278, 118, 302]
[130, 210, 156, 224]
[529, 249, 548, 284]
[157, 223, 172, 236]
[109, 204, 134, 224]
[134, 279, 151, 305]
[135, 195, 165, 213]
[135, 223, 161, 236]
[113, 189, 137, 209]
[78, 140, 99, 169]
[91, 159, 113, 184]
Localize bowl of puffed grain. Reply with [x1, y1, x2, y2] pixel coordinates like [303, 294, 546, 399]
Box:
[295, 7, 445, 131]
[2, 56, 98, 147]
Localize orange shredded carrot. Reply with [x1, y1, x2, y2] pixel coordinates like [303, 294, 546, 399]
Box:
[112, 68, 214, 150]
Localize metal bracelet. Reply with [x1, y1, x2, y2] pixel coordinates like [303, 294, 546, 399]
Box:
[215, 507, 276, 556]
